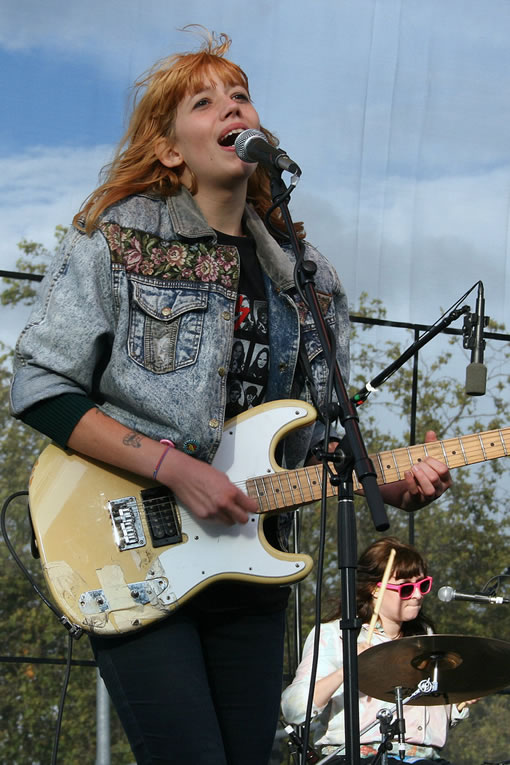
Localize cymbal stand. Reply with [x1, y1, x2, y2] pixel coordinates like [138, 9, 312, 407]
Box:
[370, 687, 405, 765]
[316, 676, 439, 763]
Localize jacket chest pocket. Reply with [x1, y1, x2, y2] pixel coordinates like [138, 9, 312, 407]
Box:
[128, 282, 208, 374]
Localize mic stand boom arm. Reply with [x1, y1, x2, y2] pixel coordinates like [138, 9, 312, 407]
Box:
[266, 170, 389, 765]
[351, 304, 470, 408]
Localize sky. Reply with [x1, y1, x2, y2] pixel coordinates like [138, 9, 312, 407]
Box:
[1, 0, 510, 376]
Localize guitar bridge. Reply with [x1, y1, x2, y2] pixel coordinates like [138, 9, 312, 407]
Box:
[108, 487, 182, 552]
[108, 496, 146, 550]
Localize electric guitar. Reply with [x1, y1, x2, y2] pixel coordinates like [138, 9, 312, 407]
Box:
[28, 399, 509, 636]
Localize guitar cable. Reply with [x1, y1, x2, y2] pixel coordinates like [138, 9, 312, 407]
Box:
[1, 490, 82, 765]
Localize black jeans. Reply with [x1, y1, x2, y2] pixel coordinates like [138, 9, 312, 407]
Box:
[90, 597, 287, 765]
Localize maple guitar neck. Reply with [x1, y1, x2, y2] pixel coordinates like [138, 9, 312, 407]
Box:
[246, 427, 510, 514]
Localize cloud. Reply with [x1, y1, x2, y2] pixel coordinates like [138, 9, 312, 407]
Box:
[0, 1, 273, 82]
[0, 145, 113, 268]
[0, 144, 113, 348]
[293, 165, 510, 329]
[2, 0, 510, 94]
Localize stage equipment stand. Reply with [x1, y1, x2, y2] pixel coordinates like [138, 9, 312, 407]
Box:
[266, 169, 389, 765]
[268, 166, 480, 765]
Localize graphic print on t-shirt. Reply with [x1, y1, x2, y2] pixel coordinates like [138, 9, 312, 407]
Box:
[225, 291, 269, 419]
[212, 229, 270, 420]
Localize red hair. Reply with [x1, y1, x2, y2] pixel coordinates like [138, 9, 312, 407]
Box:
[74, 27, 304, 239]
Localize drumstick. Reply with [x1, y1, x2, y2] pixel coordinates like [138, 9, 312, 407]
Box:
[366, 548, 396, 646]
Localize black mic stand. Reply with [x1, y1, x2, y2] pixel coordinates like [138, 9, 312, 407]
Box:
[266, 170, 389, 765]
[351, 305, 470, 408]
[371, 708, 394, 765]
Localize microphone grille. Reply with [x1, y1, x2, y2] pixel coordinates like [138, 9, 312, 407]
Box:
[234, 129, 266, 161]
[438, 585, 454, 602]
[465, 362, 487, 396]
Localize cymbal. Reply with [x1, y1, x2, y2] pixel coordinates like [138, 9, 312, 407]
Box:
[357, 634, 510, 705]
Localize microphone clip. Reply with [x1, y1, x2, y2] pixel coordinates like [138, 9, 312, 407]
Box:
[462, 310, 489, 355]
[463, 281, 489, 396]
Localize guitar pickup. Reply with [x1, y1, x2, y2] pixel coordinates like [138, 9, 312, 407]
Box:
[140, 486, 182, 548]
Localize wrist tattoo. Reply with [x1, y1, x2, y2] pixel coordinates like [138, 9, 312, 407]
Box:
[123, 432, 143, 449]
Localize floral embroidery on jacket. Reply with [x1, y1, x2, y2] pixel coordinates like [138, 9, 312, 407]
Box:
[101, 222, 240, 287]
[293, 290, 332, 326]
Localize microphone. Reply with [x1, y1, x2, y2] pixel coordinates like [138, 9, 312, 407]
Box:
[464, 282, 488, 396]
[438, 585, 510, 605]
[234, 129, 301, 175]
[283, 725, 320, 763]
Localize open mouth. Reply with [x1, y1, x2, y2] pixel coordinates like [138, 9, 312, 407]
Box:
[218, 128, 245, 148]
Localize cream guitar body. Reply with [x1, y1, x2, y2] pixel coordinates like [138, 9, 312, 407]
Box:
[29, 401, 317, 636]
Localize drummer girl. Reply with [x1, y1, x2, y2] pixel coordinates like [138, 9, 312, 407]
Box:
[281, 536, 469, 764]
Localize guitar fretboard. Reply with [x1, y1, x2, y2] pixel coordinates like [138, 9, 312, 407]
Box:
[246, 427, 510, 514]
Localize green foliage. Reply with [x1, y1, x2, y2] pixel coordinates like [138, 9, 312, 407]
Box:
[0, 225, 67, 308]
[284, 293, 510, 765]
[0, 229, 133, 763]
[2, 242, 510, 764]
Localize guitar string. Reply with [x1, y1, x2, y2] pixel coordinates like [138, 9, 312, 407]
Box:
[138, 428, 510, 527]
[143, 429, 509, 498]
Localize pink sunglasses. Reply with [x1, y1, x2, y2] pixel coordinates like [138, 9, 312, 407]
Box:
[376, 576, 433, 600]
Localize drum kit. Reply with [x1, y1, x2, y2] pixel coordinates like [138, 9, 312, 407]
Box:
[292, 633, 510, 765]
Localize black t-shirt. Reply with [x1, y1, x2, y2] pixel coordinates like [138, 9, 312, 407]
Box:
[204, 231, 289, 613]
[215, 230, 270, 420]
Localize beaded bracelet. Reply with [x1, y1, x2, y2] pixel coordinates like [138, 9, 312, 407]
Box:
[153, 439, 175, 480]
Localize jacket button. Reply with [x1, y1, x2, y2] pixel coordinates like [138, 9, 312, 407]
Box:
[222, 311, 231, 321]
[218, 367, 226, 377]
[209, 418, 219, 429]
[279, 362, 288, 372]
[162, 307, 172, 316]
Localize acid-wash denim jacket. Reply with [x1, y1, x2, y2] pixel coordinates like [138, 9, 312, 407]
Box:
[10, 188, 350, 479]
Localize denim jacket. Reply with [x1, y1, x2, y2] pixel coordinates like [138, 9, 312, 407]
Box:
[11, 187, 350, 471]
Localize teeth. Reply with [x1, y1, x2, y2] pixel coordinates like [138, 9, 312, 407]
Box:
[219, 128, 245, 148]
[224, 129, 243, 139]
